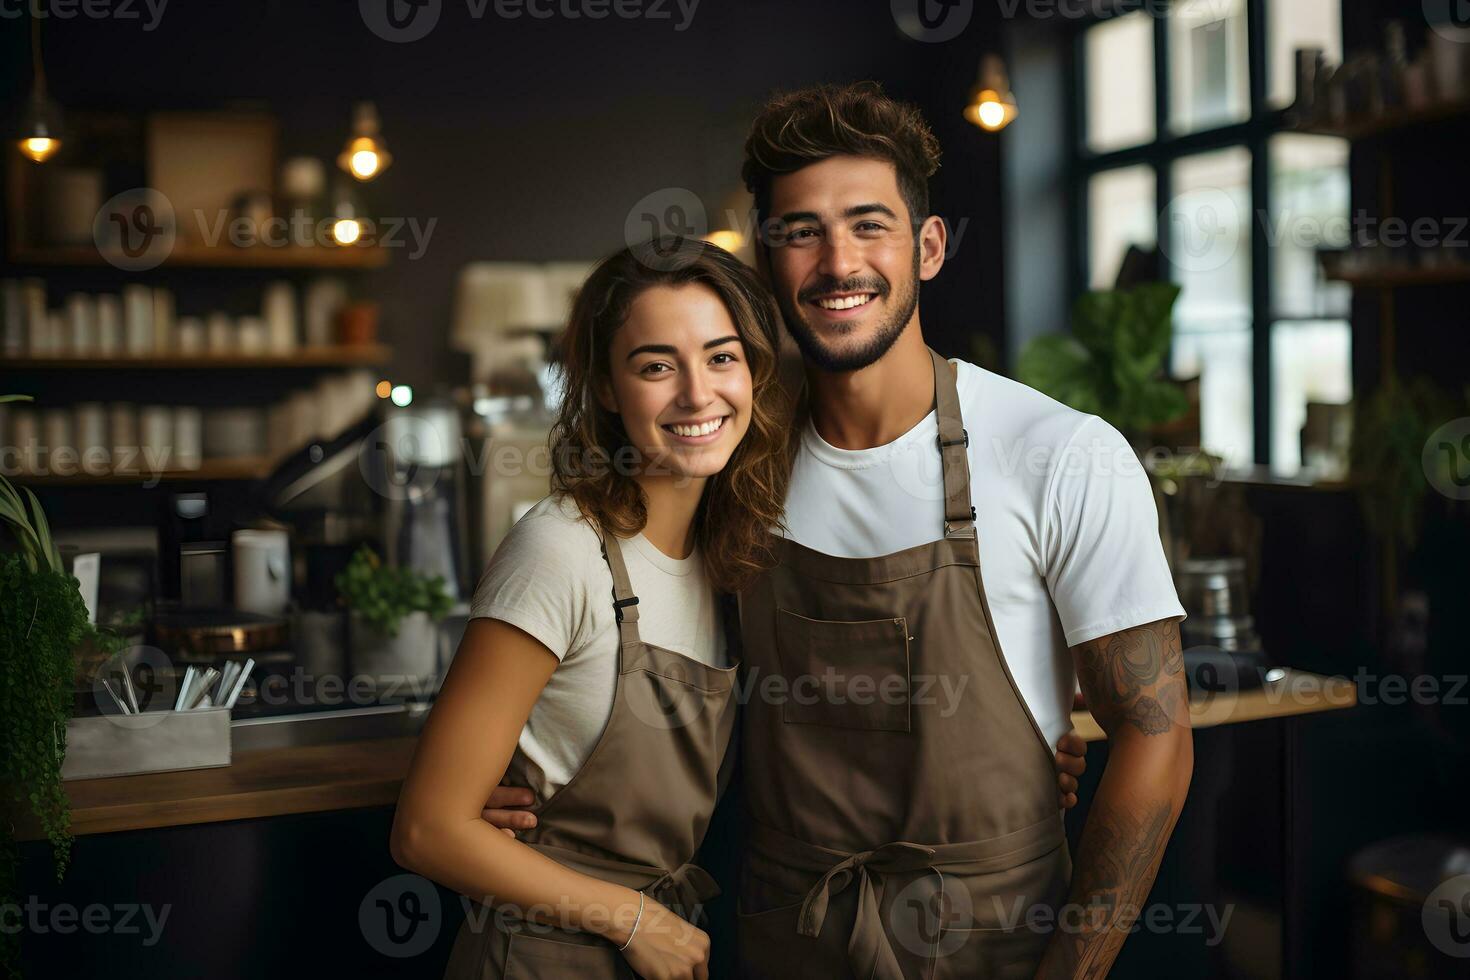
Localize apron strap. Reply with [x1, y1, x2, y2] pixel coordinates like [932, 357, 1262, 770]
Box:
[597, 528, 643, 650]
[928, 348, 975, 536]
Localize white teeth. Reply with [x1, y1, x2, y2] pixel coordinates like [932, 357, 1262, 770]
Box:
[668, 417, 726, 438]
[816, 294, 874, 311]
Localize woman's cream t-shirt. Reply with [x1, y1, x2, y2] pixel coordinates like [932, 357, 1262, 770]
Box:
[468, 494, 726, 800]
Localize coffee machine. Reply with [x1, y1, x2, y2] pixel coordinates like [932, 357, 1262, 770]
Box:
[260, 395, 469, 605]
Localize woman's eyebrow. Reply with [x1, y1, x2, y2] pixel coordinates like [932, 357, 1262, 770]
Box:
[627, 335, 741, 360]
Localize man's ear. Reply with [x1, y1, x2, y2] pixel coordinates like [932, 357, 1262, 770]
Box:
[917, 214, 947, 282]
[753, 239, 773, 288]
[594, 376, 618, 415]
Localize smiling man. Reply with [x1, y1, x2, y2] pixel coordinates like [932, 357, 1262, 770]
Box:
[732, 82, 1193, 980]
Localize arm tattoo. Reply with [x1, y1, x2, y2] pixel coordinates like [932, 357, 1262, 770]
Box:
[1074, 618, 1189, 737]
[1054, 798, 1175, 979]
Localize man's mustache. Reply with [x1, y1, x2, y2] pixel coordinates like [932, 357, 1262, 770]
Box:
[797, 277, 890, 303]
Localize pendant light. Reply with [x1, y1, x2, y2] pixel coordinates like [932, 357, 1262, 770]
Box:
[337, 102, 391, 182]
[329, 179, 366, 246]
[964, 54, 1018, 133]
[17, 15, 64, 163]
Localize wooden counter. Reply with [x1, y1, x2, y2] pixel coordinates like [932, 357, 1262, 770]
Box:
[23, 671, 1354, 841]
[1070, 668, 1357, 742]
[17, 736, 417, 841]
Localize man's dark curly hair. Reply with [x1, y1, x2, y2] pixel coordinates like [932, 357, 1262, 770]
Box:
[741, 81, 942, 236]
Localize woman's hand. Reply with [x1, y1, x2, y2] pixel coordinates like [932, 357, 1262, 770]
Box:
[481, 784, 538, 837]
[613, 895, 710, 980]
[1056, 730, 1088, 810]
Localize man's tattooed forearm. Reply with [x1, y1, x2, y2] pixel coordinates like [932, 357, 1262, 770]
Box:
[1061, 799, 1175, 979]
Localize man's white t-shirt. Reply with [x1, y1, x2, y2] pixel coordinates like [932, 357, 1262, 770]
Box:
[779, 358, 1186, 749]
[468, 494, 725, 800]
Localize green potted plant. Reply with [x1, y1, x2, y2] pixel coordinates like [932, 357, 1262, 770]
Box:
[1351, 377, 1465, 548]
[0, 395, 87, 977]
[335, 546, 452, 696]
[1016, 283, 1190, 442]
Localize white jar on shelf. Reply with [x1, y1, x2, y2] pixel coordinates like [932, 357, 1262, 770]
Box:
[205, 312, 233, 354]
[173, 407, 203, 470]
[95, 294, 122, 355]
[176, 316, 204, 355]
[262, 281, 298, 353]
[236, 316, 266, 355]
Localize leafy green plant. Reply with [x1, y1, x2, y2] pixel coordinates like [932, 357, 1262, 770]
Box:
[1017, 283, 1189, 437]
[1, 396, 95, 978]
[334, 546, 452, 636]
[1351, 377, 1463, 547]
[0, 396, 62, 575]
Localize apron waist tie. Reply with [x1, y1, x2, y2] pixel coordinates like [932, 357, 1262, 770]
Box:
[748, 816, 1066, 980]
[525, 841, 721, 922]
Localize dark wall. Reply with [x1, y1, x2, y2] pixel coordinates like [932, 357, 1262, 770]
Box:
[2, 1, 1011, 386]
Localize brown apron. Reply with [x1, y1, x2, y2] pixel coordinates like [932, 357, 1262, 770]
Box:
[736, 349, 1072, 980]
[444, 525, 739, 979]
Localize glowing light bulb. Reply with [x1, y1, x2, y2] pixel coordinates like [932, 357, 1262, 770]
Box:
[390, 384, 413, 408]
[376, 380, 393, 399]
[350, 147, 381, 179]
[18, 136, 60, 163]
[703, 229, 745, 253]
[332, 218, 362, 245]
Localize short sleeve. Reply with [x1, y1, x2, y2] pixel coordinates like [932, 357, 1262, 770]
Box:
[1042, 416, 1186, 647]
[468, 509, 597, 661]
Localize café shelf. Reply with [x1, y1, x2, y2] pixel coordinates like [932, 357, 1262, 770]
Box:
[1322, 264, 1470, 289]
[6, 242, 389, 270]
[1, 344, 392, 371]
[1289, 99, 1470, 142]
[7, 455, 278, 487]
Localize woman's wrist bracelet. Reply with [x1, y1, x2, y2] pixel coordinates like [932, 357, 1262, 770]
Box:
[617, 892, 645, 952]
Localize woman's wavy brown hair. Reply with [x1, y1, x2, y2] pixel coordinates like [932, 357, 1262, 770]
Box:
[551, 239, 792, 594]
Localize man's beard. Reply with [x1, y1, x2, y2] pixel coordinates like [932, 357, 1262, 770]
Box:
[777, 247, 921, 373]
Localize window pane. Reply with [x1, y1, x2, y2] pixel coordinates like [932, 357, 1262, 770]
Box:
[1168, 0, 1250, 134]
[1269, 0, 1342, 109]
[1271, 320, 1352, 475]
[1171, 328, 1253, 467]
[1168, 148, 1254, 466]
[1086, 12, 1156, 153]
[1088, 166, 1156, 289]
[1269, 134, 1351, 318]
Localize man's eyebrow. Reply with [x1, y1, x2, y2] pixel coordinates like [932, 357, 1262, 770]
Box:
[844, 203, 898, 220]
[626, 336, 741, 360]
[776, 203, 899, 224]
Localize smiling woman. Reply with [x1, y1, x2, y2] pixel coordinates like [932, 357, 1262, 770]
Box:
[389, 239, 795, 980]
[553, 238, 794, 592]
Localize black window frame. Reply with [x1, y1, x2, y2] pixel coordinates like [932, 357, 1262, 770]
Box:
[1068, 0, 1343, 467]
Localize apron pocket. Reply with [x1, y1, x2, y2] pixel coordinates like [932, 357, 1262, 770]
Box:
[503, 928, 626, 979]
[774, 608, 911, 733]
